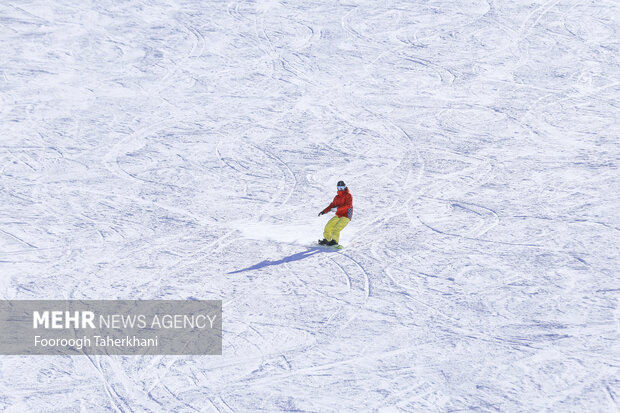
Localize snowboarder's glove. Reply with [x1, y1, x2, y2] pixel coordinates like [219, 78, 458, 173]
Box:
[318, 211, 324, 216]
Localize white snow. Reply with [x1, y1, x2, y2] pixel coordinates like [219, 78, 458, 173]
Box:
[1, 0, 619, 411]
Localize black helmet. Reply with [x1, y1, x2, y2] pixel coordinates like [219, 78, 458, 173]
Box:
[337, 181, 346, 190]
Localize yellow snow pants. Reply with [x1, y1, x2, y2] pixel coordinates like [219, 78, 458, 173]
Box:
[323, 216, 350, 243]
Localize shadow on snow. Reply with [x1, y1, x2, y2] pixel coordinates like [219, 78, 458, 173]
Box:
[228, 247, 336, 274]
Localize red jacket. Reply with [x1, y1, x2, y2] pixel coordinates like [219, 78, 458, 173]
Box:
[322, 188, 353, 219]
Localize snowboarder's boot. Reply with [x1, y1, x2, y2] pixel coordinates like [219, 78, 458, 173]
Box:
[318, 238, 329, 245]
[327, 240, 338, 246]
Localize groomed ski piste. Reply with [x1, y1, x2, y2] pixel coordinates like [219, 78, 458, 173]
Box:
[1, 0, 619, 411]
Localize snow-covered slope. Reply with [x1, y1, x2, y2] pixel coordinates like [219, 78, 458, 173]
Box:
[1, 0, 619, 411]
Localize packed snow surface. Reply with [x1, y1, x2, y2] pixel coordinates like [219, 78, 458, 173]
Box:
[1, 0, 619, 411]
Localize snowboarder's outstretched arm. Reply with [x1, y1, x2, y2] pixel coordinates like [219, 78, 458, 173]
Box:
[320, 200, 337, 216]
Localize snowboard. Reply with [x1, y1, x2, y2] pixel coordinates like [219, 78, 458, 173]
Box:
[315, 241, 344, 250]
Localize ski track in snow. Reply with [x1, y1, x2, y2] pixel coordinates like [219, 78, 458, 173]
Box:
[1, 0, 619, 411]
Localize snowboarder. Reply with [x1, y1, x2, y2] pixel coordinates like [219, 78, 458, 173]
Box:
[318, 180, 353, 246]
